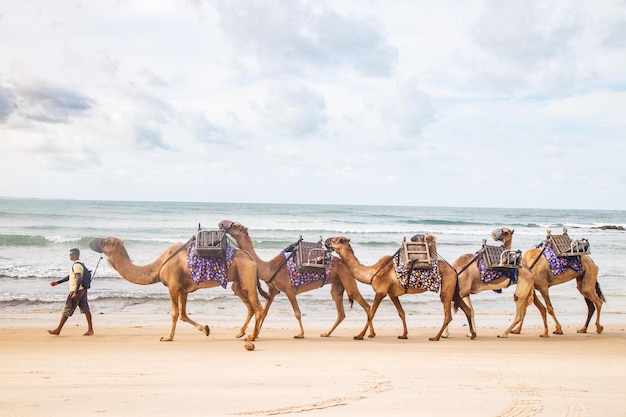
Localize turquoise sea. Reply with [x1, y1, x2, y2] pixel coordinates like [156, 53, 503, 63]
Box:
[1, 198, 624, 331]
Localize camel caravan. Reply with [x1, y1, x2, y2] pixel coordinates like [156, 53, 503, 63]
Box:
[89, 222, 605, 342]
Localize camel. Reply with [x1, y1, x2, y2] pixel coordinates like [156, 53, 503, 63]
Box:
[89, 236, 264, 341]
[448, 228, 538, 338]
[325, 235, 475, 341]
[518, 229, 604, 335]
[218, 220, 375, 340]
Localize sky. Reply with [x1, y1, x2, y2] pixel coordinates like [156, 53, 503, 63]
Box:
[1, 0, 625, 210]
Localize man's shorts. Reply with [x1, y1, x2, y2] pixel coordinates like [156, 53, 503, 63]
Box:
[62, 289, 90, 317]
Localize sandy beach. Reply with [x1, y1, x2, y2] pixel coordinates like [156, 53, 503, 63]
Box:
[1, 312, 625, 417]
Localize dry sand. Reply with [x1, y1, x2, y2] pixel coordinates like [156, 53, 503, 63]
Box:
[1, 312, 625, 417]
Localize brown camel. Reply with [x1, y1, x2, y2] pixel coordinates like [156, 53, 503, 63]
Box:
[218, 220, 374, 340]
[448, 228, 538, 338]
[519, 229, 604, 335]
[89, 237, 264, 341]
[325, 235, 475, 341]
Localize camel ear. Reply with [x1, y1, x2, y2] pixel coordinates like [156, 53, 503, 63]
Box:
[341, 237, 351, 244]
[511, 229, 515, 235]
[243, 227, 248, 233]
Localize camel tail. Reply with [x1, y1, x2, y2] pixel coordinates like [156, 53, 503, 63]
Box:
[257, 278, 270, 300]
[596, 281, 606, 303]
[452, 276, 462, 314]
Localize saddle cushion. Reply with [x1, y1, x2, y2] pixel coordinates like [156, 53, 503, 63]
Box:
[187, 241, 235, 288]
[543, 242, 582, 276]
[477, 253, 517, 284]
[393, 252, 441, 292]
[284, 251, 335, 287]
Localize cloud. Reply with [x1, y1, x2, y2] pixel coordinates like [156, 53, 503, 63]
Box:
[9, 76, 93, 124]
[466, 0, 589, 94]
[256, 83, 328, 137]
[379, 77, 435, 140]
[0, 84, 18, 122]
[211, 0, 397, 76]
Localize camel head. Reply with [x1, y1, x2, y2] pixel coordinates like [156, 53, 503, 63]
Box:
[89, 237, 126, 256]
[218, 220, 248, 237]
[410, 233, 437, 256]
[491, 228, 514, 248]
[324, 236, 351, 252]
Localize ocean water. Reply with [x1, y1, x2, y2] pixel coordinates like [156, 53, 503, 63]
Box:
[1, 198, 624, 330]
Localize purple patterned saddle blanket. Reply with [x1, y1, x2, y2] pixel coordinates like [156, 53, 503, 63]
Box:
[393, 252, 441, 292]
[284, 251, 334, 287]
[187, 241, 235, 288]
[477, 253, 517, 284]
[543, 242, 582, 276]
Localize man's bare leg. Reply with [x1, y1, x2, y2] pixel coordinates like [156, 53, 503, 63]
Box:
[48, 315, 69, 335]
[84, 312, 94, 336]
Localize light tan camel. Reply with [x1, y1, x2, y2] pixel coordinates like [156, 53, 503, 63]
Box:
[325, 235, 475, 341]
[448, 228, 538, 338]
[89, 237, 264, 341]
[519, 229, 604, 335]
[218, 220, 374, 340]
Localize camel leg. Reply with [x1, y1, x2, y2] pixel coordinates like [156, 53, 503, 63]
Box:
[389, 296, 408, 339]
[441, 295, 476, 340]
[177, 290, 211, 338]
[253, 286, 280, 339]
[231, 282, 255, 339]
[430, 298, 453, 342]
[355, 293, 386, 340]
[454, 295, 476, 339]
[321, 282, 346, 337]
[161, 289, 182, 342]
[347, 288, 375, 338]
[284, 292, 306, 339]
[579, 297, 595, 334]
[498, 292, 532, 338]
[460, 296, 476, 338]
[576, 276, 604, 334]
[537, 287, 563, 335]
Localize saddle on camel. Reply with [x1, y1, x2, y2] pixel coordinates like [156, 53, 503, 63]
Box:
[448, 228, 536, 338]
[325, 234, 475, 341]
[89, 225, 266, 342]
[219, 220, 375, 340]
[520, 228, 604, 336]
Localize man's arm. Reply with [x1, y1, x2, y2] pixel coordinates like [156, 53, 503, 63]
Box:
[50, 275, 69, 287]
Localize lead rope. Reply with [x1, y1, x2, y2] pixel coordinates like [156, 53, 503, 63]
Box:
[370, 248, 401, 282]
[455, 252, 479, 277]
[159, 235, 195, 276]
[527, 241, 547, 270]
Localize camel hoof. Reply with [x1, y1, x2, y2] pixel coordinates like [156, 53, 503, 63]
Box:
[553, 329, 564, 335]
[245, 335, 255, 342]
[597, 326, 604, 334]
[497, 334, 508, 338]
[576, 328, 588, 334]
[428, 337, 440, 341]
[159, 336, 174, 342]
[469, 333, 476, 340]
[398, 335, 408, 340]
[294, 335, 304, 339]
[367, 333, 376, 339]
[353, 335, 364, 340]
[510, 329, 521, 335]
[202, 325, 210, 336]
[320, 332, 330, 337]
[540, 333, 549, 338]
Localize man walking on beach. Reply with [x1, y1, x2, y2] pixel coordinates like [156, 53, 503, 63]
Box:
[48, 248, 94, 336]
